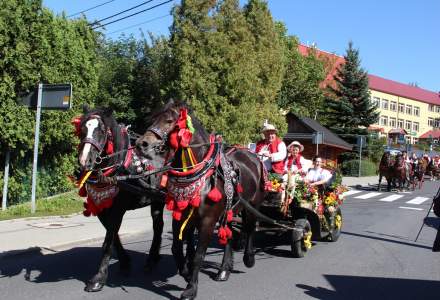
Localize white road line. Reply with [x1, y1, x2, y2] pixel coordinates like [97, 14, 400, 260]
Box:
[406, 197, 430, 205]
[342, 190, 363, 196]
[379, 194, 404, 202]
[399, 206, 424, 211]
[354, 192, 383, 199]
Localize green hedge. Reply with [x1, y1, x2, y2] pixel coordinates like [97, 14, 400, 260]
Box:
[341, 159, 377, 176]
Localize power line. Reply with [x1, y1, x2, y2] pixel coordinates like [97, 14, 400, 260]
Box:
[107, 14, 171, 35]
[89, 0, 156, 26]
[68, 0, 116, 18]
[92, 0, 174, 29]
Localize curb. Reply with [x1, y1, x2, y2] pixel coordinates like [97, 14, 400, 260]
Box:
[0, 230, 149, 260]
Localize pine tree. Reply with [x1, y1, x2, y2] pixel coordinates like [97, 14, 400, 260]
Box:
[326, 41, 379, 130]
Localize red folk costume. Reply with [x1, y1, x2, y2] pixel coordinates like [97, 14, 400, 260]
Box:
[256, 137, 285, 174]
[286, 154, 303, 171]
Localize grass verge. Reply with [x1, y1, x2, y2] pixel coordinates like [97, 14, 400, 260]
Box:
[0, 191, 84, 221]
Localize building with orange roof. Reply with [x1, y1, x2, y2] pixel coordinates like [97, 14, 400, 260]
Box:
[299, 44, 440, 144]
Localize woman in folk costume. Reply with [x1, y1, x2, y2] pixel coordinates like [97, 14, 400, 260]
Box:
[284, 141, 309, 176]
[255, 122, 287, 175]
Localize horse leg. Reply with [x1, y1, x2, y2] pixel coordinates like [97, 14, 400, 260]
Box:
[242, 210, 257, 268]
[215, 237, 233, 281]
[180, 217, 216, 300]
[171, 218, 189, 281]
[144, 200, 165, 272]
[378, 174, 382, 191]
[85, 206, 125, 292]
[97, 210, 130, 274]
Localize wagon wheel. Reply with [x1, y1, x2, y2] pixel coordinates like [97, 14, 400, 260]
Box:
[291, 219, 312, 258]
[327, 207, 342, 242]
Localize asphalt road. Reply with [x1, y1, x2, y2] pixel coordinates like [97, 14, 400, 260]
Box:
[1, 181, 440, 300]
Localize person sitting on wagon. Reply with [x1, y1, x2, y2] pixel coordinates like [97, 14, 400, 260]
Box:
[284, 141, 308, 176]
[255, 122, 286, 175]
[304, 156, 332, 189]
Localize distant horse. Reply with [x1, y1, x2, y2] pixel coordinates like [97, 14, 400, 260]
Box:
[378, 152, 394, 191]
[393, 154, 412, 191]
[426, 158, 440, 181]
[411, 158, 427, 190]
[75, 107, 166, 292]
[136, 99, 267, 300]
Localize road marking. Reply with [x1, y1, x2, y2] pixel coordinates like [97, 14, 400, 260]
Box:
[354, 192, 383, 199]
[406, 197, 430, 205]
[379, 194, 404, 202]
[399, 206, 424, 211]
[342, 190, 363, 196]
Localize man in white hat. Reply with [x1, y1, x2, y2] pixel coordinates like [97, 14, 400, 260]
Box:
[255, 122, 286, 174]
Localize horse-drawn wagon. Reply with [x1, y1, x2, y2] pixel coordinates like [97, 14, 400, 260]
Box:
[256, 172, 345, 257]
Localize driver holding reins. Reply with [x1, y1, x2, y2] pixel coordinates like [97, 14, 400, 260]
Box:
[255, 121, 287, 175]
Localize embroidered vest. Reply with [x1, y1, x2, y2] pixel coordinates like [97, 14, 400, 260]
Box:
[256, 137, 284, 174]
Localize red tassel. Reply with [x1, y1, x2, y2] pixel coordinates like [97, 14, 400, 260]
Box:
[83, 209, 91, 217]
[226, 210, 233, 223]
[208, 186, 222, 202]
[218, 227, 227, 245]
[173, 210, 182, 221]
[78, 186, 87, 197]
[225, 225, 232, 239]
[190, 196, 201, 207]
[106, 141, 114, 154]
[160, 174, 168, 188]
[165, 195, 174, 211]
[71, 117, 82, 136]
[236, 183, 243, 193]
[169, 131, 179, 149]
[176, 199, 189, 210]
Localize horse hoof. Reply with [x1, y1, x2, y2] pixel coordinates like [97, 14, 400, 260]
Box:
[243, 254, 255, 268]
[180, 285, 197, 300]
[215, 270, 230, 281]
[84, 281, 104, 292]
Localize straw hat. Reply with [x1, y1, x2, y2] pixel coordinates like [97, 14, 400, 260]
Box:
[260, 123, 278, 133]
[287, 141, 304, 152]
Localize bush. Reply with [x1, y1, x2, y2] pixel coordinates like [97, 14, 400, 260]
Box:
[341, 159, 377, 176]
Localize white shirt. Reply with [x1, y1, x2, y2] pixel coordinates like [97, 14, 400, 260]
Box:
[305, 167, 332, 184]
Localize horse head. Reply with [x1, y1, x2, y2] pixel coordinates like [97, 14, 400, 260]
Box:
[74, 106, 119, 171]
[136, 99, 209, 162]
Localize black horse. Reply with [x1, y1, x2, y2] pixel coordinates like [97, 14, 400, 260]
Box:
[75, 106, 166, 292]
[136, 100, 266, 300]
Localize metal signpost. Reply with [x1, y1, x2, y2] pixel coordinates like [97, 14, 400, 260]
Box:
[11, 83, 72, 213]
[312, 132, 323, 155]
[2, 150, 10, 211]
[357, 136, 366, 177]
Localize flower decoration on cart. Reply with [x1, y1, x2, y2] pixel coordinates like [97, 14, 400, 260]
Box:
[323, 185, 348, 213]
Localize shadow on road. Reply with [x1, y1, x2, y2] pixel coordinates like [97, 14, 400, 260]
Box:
[342, 231, 432, 250]
[0, 245, 181, 299]
[297, 275, 440, 299]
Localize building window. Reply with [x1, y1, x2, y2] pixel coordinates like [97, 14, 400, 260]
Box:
[380, 116, 388, 126]
[389, 117, 396, 128]
[435, 119, 440, 128]
[413, 122, 419, 132]
[405, 120, 412, 130]
[382, 99, 389, 110]
[429, 118, 434, 127]
[413, 137, 418, 144]
[405, 136, 411, 143]
[437, 106, 440, 113]
[398, 103, 405, 113]
[398, 119, 404, 128]
[429, 104, 435, 112]
[413, 106, 420, 117]
[371, 97, 380, 108]
[390, 101, 397, 111]
[406, 104, 412, 115]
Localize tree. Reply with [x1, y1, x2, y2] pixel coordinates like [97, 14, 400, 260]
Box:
[0, 0, 99, 203]
[276, 26, 326, 119]
[169, 0, 286, 144]
[325, 41, 379, 131]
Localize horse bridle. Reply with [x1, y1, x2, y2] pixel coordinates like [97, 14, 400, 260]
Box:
[146, 126, 169, 154]
[79, 115, 110, 165]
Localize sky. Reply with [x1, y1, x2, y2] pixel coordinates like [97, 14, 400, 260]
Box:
[43, 0, 439, 93]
